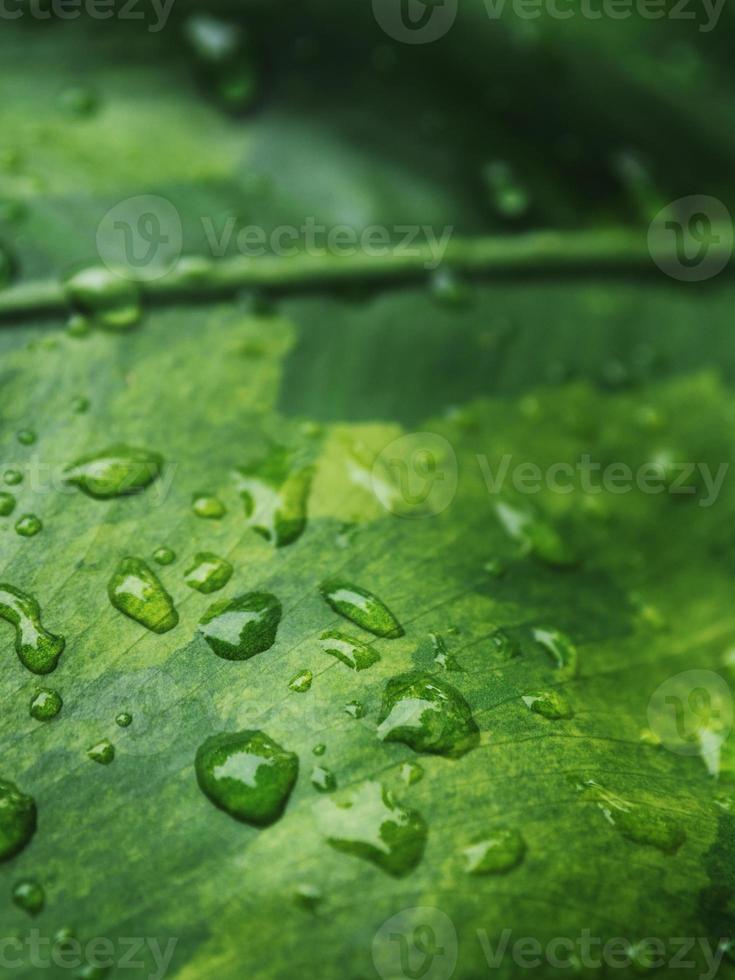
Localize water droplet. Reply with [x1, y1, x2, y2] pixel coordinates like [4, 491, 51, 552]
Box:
[15, 514, 42, 538]
[574, 778, 685, 853]
[483, 161, 530, 219]
[489, 628, 522, 659]
[294, 883, 322, 911]
[0, 492, 15, 516]
[152, 546, 176, 566]
[319, 580, 403, 638]
[115, 712, 132, 728]
[400, 761, 424, 786]
[66, 313, 91, 338]
[495, 501, 575, 566]
[463, 827, 526, 874]
[311, 765, 336, 792]
[4, 469, 22, 486]
[184, 14, 258, 112]
[532, 626, 578, 679]
[71, 395, 90, 414]
[29, 688, 62, 721]
[430, 632, 462, 671]
[59, 86, 99, 117]
[184, 552, 233, 594]
[11, 878, 44, 915]
[312, 744, 326, 756]
[377, 672, 480, 758]
[107, 558, 179, 634]
[522, 690, 573, 720]
[0, 780, 36, 860]
[319, 630, 380, 671]
[344, 700, 365, 719]
[289, 669, 313, 693]
[0, 584, 65, 674]
[430, 267, 469, 308]
[237, 446, 314, 547]
[483, 558, 506, 578]
[64, 267, 141, 331]
[192, 494, 226, 519]
[195, 730, 298, 827]
[199, 592, 281, 661]
[87, 739, 115, 765]
[65, 446, 163, 499]
[16, 429, 36, 446]
[315, 781, 426, 877]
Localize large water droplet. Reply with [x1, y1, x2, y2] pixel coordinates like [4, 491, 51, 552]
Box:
[319, 630, 380, 671]
[463, 827, 526, 874]
[574, 778, 685, 853]
[107, 558, 179, 634]
[319, 580, 403, 638]
[237, 446, 314, 548]
[11, 878, 44, 915]
[87, 739, 115, 765]
[15, 514, 42, 538]
[64, 267, 141, 331]
[532, 626, 578, 679]
[377, 672, 480, 758]
[184, 552, 233, 594]
[0, 492, 15, 516]
[522, 690, 574, 720]
[65, 446, 163, 499]
[30, 688, 62, 721]
[315, 781, 426, 877]
[0, 584, 65, 674]
[195, 730, 298, 827]
[0, 779, 36, 861]
[198, 592, 281, 660]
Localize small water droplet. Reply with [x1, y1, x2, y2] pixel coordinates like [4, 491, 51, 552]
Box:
[71, 396, 90, 414]
[294, 883, 322, 911]
[377, 672, 480, 758]
[319, 630, 380, 671]
[0, 780, 36, 860]
[522, 690, 573, 720]
[11, 878, 44, 915]
[0, 492, 15, 516]
[495, 501, 575, 566]
[483, 558, 506, 578]
[430, 632, 462, 671]
[315, 781, 426, 877]
[195, 730, 298, 827]
[311, 765, 336, 792]
[152, 546, 176, 566]
[184, 14, 258, 112]
[4, 469, 22, 486]
[64, 267, 141, 331]
[59, 86, 99, 117]
[66, 313, 91, 338]
[115, 712, 133, 728]
[574, 778, 685, 853]
[192, 494, 226, 519]
[319, 580, 403, 638]
[108, 558, 178, 634]
[65, 446, 163, 499]
[400, 762, 424, 786]
[87, 739, 115, 765]
[199, 592, 281, 661]
[483, 161, 530, 219]
[15, 514, 42, 538]
[430, 267, 469, 308]
[489, 628, 522, 660]
[0, 584, 65, 674]
[237, 446, 314, 547]
[344, 700, 365, 719]
[463, 827, 526, 874]
[29, 688, 62, 721]
[312, 744, 326, 756]
[289, 669, 313, 693]
[532, 626, 578, 679]
[16, 429, 36, 446]
[184, 552, 233, 594]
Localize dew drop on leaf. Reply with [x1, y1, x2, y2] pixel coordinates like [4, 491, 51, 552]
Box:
[574, 778, 685, 853]
[184, 552, 233, 594]
[65, 446, 163, 499]
[0, 492, 15, 516]
[0, 584, 65, 674]
[16, 429, 36, 446]
[115, 712, 133, 728]
[3, 469, 22, 486]
[107, 558, 179, 634]
[522, 690, 574, 720]
[198, 592, 281, 661]
[319, 580, 404, 638]
[344, 700, 365, 719]
[463, 827, 526, 875]
[29, 688, 62, 721]
[71, 395, 90, 414]
[532, 626, 578, 679]
[430, 632, 462, 671]
[430, 267, 469, 308]
[15, 514, 42, 538]
[192, 494, 226, 519]
[489, 628, 522, 660]
[377, 671, 480, 758]
[315, 781, 427, 877]
[195, 730, 298, 827]
[400, 762, 424, 786]
[495, 501, 575, 566]
[87, 739, 115, 765]
[312, 744, 326, 757]
[0, 779, 36, 861]
[289, 669, 313, 693]
[319, 630, 380, 671]
[483, 160, 530, 219]
[64, 267, 141, 331]
[11, 878, 44, 916]
[152, 546, 176, 566]
[294, 883, 323, 912]
[237, 446, 314, 547]
[311, 765, 337, 793]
